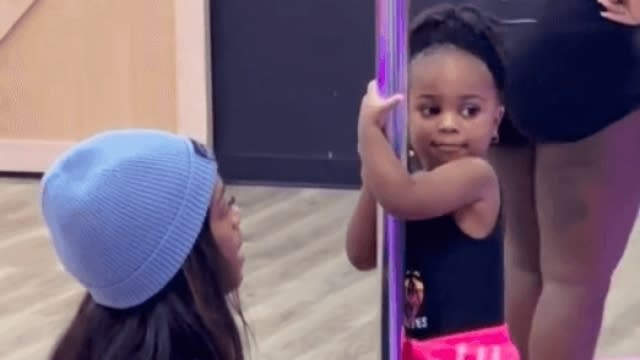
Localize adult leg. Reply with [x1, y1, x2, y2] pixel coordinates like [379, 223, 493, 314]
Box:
[489, 145, 541, 359]
[529, 111, 640, 360]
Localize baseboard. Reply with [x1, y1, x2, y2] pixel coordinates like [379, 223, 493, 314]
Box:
[0, 139, 74, 173]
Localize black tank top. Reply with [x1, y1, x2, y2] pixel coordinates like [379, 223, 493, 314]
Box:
[403, 214, 504, 340]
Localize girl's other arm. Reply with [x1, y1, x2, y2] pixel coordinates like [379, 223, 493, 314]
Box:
[346, 185, 377, 271]
[360, 125, 496, 220]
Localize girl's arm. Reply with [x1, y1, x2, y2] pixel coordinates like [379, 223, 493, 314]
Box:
[360, 125, 496, 220]
[345, 185, 377, 271]
[347, 150, 495, 271]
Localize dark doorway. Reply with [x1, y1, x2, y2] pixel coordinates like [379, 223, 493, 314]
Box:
[210, 0, 374, 188]
[209, 0, 542, 188]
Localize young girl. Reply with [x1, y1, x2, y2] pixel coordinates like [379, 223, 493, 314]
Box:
[40, 129, 248, 360]
[346, 5, 518, 359]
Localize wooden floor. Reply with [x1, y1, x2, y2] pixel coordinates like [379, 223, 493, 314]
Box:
[1, 176, 639, 360]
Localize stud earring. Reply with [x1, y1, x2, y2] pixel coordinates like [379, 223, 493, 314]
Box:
[491, 133, 500, 144]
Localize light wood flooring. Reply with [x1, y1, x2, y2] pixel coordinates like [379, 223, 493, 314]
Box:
[1, 176, 639, 359]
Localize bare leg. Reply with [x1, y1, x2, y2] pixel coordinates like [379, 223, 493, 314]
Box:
[489, 146, 541, 359]
[530, 111, 640, 360]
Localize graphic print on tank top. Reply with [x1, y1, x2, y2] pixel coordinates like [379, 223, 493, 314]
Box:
[403, 215, 504, 340]
[404, 270, 428, 331]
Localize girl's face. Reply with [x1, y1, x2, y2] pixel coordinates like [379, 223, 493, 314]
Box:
[408, 46, 504, 169]
[208, 180, 244, 290]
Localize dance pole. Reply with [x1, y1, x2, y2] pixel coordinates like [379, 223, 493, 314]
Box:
[375, 0, 409, 359]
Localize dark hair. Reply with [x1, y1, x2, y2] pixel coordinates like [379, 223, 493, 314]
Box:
[409, 4, 506, 95]
[49, 215, 249, 360]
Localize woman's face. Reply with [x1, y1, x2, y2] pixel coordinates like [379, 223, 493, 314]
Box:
[208, 180, 244, 291]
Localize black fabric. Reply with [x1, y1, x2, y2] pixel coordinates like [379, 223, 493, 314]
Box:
[506, 0, 640, 143]
[403, 215, 504, 340]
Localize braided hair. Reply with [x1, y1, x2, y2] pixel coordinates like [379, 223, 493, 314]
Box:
[410, 4, 507, 97]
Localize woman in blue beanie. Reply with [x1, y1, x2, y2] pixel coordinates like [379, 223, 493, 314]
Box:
[40, 129, 247, 360]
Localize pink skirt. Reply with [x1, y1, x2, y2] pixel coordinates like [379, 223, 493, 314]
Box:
[402, 324, 520, 360]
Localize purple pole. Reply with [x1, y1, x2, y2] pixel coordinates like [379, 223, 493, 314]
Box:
[375, 0, 408, 359]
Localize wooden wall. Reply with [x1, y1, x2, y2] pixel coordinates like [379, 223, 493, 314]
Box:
[0, 0, 211, 172]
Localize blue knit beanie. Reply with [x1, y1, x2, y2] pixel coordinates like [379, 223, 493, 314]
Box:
[40, 129, 218, 309]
